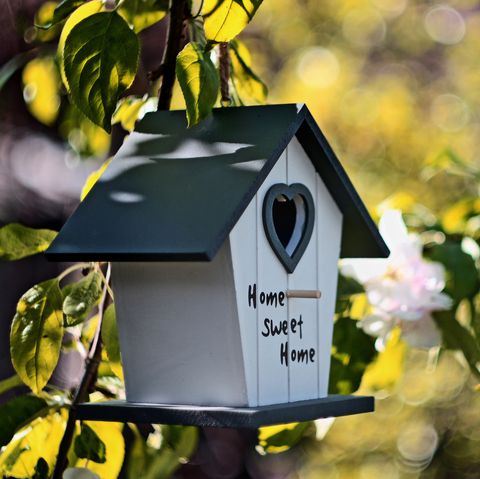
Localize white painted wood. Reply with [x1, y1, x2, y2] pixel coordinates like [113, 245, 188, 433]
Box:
[316, 173, 343, 397]
[286, 137, 320, 402]
[112, 136, 343, 408]
[111, 243, 248, 407]
[229, 199, 258, 406]
[257, 152, 289, 405]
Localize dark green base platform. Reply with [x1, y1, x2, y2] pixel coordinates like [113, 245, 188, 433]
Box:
[76, 395, 374, 428]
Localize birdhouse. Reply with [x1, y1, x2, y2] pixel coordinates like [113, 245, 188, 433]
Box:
[46, 104, 388, 427]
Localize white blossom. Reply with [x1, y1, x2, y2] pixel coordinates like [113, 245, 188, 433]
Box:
[341, 210, 452, 349]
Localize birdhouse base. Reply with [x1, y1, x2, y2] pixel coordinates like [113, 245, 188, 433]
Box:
[76, 395, 374, 428]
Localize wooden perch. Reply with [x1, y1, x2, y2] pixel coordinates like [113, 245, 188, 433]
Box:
[286, 290, 322, 299]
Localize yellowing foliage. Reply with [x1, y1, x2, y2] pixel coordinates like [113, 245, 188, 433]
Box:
[0, 411, 66, 478]
[73, 422, 125, 479]
[22, 57, 60, 126]
[81, 159, 112, 201]
[203, 0, 263, 42]
[360, 328, 406, 392]
[112, 96, 150, 132]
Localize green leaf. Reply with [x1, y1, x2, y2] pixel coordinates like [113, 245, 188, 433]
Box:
[10, 279, 64, 394]
[74, 424, 107, 463]
[162, 425, 198, 459]
[118, 0, 169, 32]
[433, 309, 480, 378]
[0, 52, 34, 92]
[36, 0, 85, 29]
[0, 374, 24, 395]
[336, 273, 365, 297]
[0, 223, 57, 261]
[176, 42, 219, 127]
[230, 39, 267, 105]
[54, 0, 85, 23]
[127, 424, 197, 479]
[335, 273, 365, 314]
[62, 11, 140, 132]
[202, 0, 263, 42]
[0, 395, 48, 447]
[258, 422, 313, 453]
[63, 271, 103, 326]
[58, 0, 105, 89]
[101, 303, 124, 379]
[427, 242, 480, 302]
[33, 457, 49, 479]
[329, 317, 377, 394]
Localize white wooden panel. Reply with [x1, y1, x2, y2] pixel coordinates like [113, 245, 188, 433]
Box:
[257, 152, 289, 405]
[111, 243, 248, 407]
[229, 199, 258, 406]
[286, 138, 319, 401]
[316, 175, 343, 397]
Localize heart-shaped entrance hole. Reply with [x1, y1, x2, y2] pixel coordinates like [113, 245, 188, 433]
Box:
[262, 183, 315, 273]
[272, 194, 306, 256]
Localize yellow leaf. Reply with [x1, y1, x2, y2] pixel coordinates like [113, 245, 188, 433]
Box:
[74, 422, 124, 479]
[258, 423, 299, 453]
[0, 411, 66, 478]
[376, 191, 416, 218]
[442, 199, 479, 234]
[22, 57, 60, 126]
[230, 39, 267, 105]
[58, 0, 105, 90]
[202, 0, 263, 43]
[349, 293, 369, 320]
[118, 0, 168, 32]
[35, 2, 62, 41]
[80, 158, 112, 201]
[360, 328, 406, 392]
[112, 96, 149, 132]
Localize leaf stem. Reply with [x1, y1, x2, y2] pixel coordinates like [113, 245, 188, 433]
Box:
[52, 263, 111, 479]
[97, 265, 114, 301]
[157, 0, 188, 110]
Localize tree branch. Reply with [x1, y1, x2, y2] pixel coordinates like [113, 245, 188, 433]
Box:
[52, 264, 112, 479]
[157, 0, 188, 110]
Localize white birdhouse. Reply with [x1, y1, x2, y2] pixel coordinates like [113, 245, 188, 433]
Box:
[47, 104, 388, 427]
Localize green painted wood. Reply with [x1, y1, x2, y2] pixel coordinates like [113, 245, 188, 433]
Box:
[76, 395, 374, 428]
[46, 104, 388, 261]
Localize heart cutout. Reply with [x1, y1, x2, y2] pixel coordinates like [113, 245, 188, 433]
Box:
[262, 183, 315, 273]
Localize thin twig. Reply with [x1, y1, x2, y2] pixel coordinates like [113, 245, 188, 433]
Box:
[148, 63, 165, 82]
[52, 264, 111, 479]
[157, 0, 188, 110]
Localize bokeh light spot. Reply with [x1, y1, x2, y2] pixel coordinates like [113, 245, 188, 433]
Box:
[397, 423, 438, 470]
[296, 47, 340, 88]
[430, 93, 469, 132]
[424, 6, 465, 45]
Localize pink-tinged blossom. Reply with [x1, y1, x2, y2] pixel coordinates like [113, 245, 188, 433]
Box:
[341, 210, 452, 349]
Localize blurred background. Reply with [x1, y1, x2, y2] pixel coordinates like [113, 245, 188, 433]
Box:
[1, 0, 480, 477]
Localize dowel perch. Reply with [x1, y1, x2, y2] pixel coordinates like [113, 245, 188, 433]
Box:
[286, 290, 322, 299]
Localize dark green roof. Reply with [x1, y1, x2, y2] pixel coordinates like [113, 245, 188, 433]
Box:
[46, 104, 388, 261]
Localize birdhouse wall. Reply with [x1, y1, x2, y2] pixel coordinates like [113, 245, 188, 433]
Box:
[111, 243, 248, 407]
[229, 136, 343, 407]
